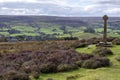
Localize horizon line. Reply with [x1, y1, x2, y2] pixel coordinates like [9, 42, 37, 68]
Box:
[0, 14, 120, 17]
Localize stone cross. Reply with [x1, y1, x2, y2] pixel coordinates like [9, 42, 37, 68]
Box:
[103, 15, 108, 44]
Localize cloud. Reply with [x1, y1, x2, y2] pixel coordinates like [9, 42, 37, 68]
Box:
[0, 0, 39, 3]
[104, 8, 120, 14]
[0, 6, 43, 15]
[98, 0, 120, 5]
[0, 0, 119, 16]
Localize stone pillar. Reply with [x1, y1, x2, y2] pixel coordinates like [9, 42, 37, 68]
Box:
[103, 15, 108, 44]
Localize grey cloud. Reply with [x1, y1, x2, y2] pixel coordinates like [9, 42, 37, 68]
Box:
[98, 0, 120, 5]
[0, 0, 120, 16]
[0, 2, 83, 15]
[1, 2, 52, 9]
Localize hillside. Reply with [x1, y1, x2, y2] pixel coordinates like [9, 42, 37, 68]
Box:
[0, 38, 120, 80]
[0, 15, 120, 41]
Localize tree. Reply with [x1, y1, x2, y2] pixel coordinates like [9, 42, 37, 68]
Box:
[16, 35, 25, 41]
[60, 26, 67, 34]
[84, 27, 95, 33]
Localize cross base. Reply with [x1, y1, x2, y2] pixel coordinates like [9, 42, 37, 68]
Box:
[96, 42, 112, 47]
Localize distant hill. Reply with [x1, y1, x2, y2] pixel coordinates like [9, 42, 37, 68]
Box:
[0, 15, 120, 28]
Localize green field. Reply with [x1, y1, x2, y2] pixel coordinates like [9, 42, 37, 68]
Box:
[12, 26, 36, 32]
[40, 25, 63, 34]
[34, 45, 120, 80]
[0, 32, 9, 36]
[95, 28, 112, 33]
[95, 28, 120, 37]
[0, 25, 119, 39]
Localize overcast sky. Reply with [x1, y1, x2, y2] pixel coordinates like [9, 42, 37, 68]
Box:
[0, 0, 120, 16]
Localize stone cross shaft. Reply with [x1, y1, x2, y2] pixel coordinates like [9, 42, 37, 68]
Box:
[103, 15, 108, 44]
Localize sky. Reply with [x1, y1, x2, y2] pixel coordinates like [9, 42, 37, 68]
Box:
[0, 0, 120, 16]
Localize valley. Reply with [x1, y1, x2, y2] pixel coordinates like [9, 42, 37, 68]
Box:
[0, 16, 120, 41]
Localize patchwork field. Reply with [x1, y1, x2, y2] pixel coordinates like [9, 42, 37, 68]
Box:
[0, 16, 120, 41]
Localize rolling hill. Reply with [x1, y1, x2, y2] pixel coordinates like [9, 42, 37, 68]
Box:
[0, 15, 120, 41]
